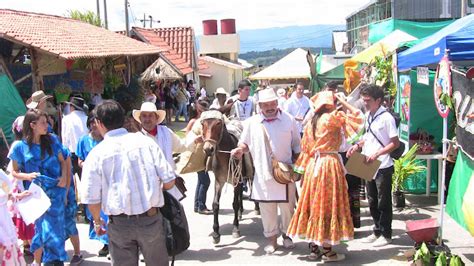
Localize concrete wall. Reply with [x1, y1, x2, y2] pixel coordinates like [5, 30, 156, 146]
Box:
[200, 61, 244, 97]
[199, 34, 240, 55]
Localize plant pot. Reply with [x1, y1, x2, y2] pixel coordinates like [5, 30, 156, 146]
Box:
[393, 190, 406, 208]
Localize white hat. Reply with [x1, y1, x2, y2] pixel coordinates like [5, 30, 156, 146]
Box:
[276, 88, 286, 97]
[26, 90, 53, 109]
[132, 102, 166, 125]
[215, 87, 229, 96]
[258, 88, 278, 103]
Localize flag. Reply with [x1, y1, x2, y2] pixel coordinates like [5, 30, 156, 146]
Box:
[446, 150, 474, 236]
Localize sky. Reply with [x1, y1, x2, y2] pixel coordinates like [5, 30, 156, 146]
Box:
[0, 0, 369, 34]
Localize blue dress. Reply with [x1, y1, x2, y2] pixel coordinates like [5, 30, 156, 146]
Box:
[59, 145, 79, 239]
[8, 136, 68, 263]
[76, 134, 109, 245]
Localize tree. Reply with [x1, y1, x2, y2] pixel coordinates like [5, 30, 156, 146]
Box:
[67, 10, 102, 27]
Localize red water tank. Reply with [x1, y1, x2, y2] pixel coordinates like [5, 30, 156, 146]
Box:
[202, 20, 218, 35]
[221, 19, 236, 34]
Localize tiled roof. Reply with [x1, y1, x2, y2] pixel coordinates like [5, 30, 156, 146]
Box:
[133, 27, 208, 75]
[0, 9, 161, 59]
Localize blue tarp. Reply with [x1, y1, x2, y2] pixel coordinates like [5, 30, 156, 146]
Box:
[397, 14, 474, 71]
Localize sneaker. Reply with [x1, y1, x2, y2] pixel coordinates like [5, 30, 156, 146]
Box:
[98, 244, 109, 257]
[198, 208, 213, 215]
[373, 237, 392, 247]
[361, 234, 379, 243]
[70, 254, 83, 265]
[282, 237, 295, 249]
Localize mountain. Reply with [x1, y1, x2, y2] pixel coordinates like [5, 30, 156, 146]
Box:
[239, 47, 334, 67]
[238, 24, 345, 53]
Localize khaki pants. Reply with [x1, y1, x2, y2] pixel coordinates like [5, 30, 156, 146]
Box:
[259, 183, 296, 238]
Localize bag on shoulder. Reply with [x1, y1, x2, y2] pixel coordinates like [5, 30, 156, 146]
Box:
[160, 190, 190, 262]
[368, 110, 405, 160]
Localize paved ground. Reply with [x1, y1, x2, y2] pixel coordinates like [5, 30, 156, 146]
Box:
[60, 122, 474, 265]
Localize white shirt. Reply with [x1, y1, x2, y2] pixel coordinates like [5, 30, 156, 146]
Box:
[81, 128, 175, 215]
[145, 94, 157, 104]
[61, 110, 88, 153]
[362, 106, 398, 169]
[209, 98, 223, 110]
[229, 96, 255, 121]
[240, 111, 301, 202]
[199, 88, 207, 99]
[283, 94, 311, 133]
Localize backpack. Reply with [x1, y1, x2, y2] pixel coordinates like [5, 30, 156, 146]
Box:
[160, 190, 190, 265]
[367, 110, 405, 160]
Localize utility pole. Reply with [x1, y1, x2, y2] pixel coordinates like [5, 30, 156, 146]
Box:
[103, 0, 108, 29]
[461, 0, 467, 17]
[96, 0, 101, 25]
[125, 0, 130, 36]
[143, 13, 146, 27]
[140, 14, 160, 28]
[149, 15, 153, 28]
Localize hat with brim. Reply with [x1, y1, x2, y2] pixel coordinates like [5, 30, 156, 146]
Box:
[66, 97, 86, 111]
[26, 90, 53, 109]
[310, 91, 335, 113]
[215, 87, 229, 96]
[132, 102, 166, 125]
[258, 88, 278, 103]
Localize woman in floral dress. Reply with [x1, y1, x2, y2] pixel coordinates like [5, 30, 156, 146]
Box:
[287, 91, 364, 262]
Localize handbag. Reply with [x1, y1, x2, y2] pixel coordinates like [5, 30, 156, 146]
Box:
[261, 124, 299, 184]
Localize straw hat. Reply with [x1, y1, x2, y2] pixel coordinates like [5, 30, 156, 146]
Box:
[310, 91, 335, 113]
[132, 102, 166, 124]
[257, 88, 278, 103]
[276, 88, 286, 97]
[66, 97, 86, 111]
[26, 90, 53, 109]
[215, 87, 229, 96]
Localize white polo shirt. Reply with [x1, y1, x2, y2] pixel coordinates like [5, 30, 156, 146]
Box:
[362, 106, 398, 169]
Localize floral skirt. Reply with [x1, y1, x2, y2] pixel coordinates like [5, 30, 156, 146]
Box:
[287, 155, 354, 245]
[1, 244, 26, 266]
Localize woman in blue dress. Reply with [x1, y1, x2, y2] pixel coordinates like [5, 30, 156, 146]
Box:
[9, 109, 69, 265]
[76, 111, 108, 257]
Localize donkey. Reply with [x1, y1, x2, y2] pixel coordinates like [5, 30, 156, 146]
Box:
[200, 111, 253, 244]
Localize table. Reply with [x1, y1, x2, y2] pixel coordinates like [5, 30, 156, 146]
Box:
[415, 153, 443, 202]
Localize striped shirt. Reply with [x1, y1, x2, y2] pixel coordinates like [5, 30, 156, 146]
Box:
[81, 128, 175, 215]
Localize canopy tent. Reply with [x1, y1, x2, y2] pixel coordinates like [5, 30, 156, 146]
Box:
[398, 14, 474, 71]
[351, 30, 417, 64]
[369, 19, 454, 44]
[0, 74, 26, 143]
[249, 48, 311, 80]
[315, 63, 345, 90]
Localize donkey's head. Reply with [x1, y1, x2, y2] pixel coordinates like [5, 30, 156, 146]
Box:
[200, 110, 225, 157]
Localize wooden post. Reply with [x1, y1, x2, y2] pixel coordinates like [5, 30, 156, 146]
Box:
[29, 48, 44, 92]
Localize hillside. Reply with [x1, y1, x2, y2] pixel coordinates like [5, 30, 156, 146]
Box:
[240, 47, 334, 67]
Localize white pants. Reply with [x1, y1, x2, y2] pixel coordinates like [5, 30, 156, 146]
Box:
[259, 183, 296, 238]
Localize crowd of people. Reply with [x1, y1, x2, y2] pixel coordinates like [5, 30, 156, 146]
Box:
[0, 79, 400, 265]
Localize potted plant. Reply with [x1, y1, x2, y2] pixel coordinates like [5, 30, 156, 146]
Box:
[392, 143, 426, 208]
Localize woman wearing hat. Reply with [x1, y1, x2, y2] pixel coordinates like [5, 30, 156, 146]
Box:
[287, 91, 364, 262]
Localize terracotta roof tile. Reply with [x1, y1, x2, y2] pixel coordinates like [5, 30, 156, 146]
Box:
[0, 9, 161, 59]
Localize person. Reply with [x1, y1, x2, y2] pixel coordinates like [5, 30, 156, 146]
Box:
[187, 80, 196, 104]
[6, 116, 35, 261]
[276, 88, 287, 109]
[185, 100, 213, 214]
[91, 93, 103, 110]
[164, 85, 174, 125]
[9, 109, 69, 265]
[283, 82, 311, 135]
[0, 172, 28, 266]
[76, 111, 109, 257]
[175, 81, 190, 122]
[26, 90, 57, 133]
[228, 80, 256, 121]
[231, 88, 301, 254]
[61, 97, 88, 177]
[347, 84, 400, 247]
[133, 102, 202, 199]
[287, 91, 364, 262]
[81, 100, 175, 266]
[210, 87, 229, 110]
[199, 87, 207, 100]
[144, 88, 157, 104]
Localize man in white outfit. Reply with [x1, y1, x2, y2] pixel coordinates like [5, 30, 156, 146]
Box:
[231, 88, 301, 254]
[283, 82, 311, 135]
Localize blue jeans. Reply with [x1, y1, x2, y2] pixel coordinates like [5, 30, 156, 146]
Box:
[175, 102, 189, 122]
[194, 171, 210, 211]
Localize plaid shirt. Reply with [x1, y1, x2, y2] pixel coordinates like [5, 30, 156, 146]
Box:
[81, 128, 175, 215]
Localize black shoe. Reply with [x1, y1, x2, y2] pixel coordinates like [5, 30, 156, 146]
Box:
[70, 254, 83, 265]
[98, 244, 109, 257]
[198, 208, 213, 215]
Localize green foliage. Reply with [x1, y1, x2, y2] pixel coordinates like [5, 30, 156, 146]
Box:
[373, 55, 397, 97]
[440, 92, 454, 110]
[436, 252, 447, 266]
[240, 47, 333, 67]
[414, 242, 432, 265]
[450, 255, 464, 266]
[67, 10, 102, 27]
[393, 143, 426, 191]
